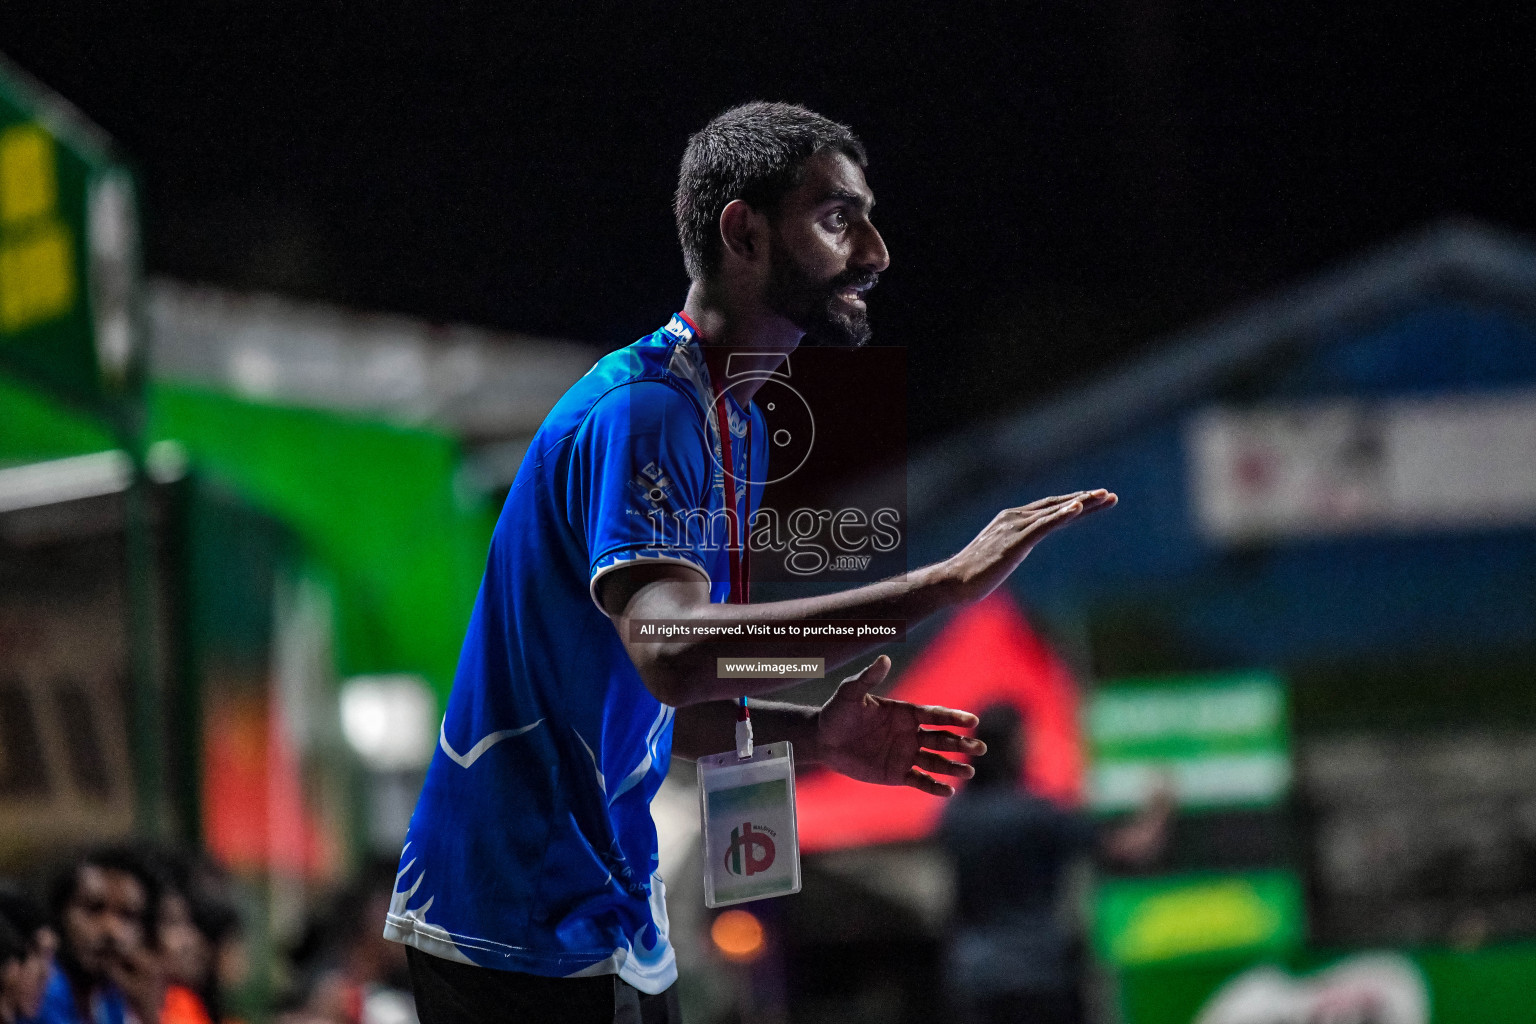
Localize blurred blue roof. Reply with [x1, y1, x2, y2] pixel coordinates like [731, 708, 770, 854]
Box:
[906, 219, 1536, 677]
[911, 218, 1536, 519]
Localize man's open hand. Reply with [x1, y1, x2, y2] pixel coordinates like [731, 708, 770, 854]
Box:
[941, 489, 1118, 604]
[815, 655, 984, 797]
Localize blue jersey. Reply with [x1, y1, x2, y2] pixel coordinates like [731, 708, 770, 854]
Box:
[385, 313, 765, 994]
[35, 965, 126, 1024]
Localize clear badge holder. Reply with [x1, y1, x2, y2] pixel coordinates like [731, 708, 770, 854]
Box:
[698, 740, 802, 907]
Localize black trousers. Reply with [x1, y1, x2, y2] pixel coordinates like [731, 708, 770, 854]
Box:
[406, 947, 683, 1024]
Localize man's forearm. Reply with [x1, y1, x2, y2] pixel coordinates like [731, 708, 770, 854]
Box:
[671, 699, 821, 761]
[618, 490, 1115, 706]
[630, 560, 960, 705]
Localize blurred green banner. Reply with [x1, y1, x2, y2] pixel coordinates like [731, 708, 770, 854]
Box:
[1120, 943, 1536, 1024]
[1094, 870, 1305, 969]
[149, 384, 495, 699]
[1087, 671, 1291, 812]
[0, 55, 139, 412]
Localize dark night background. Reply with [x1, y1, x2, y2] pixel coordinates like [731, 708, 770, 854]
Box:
[2, 2, 1531, 441]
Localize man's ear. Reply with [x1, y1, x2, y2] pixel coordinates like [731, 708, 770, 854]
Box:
[718, 199, 764, 264]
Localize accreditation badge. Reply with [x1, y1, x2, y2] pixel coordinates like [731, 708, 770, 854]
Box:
[698, 741, 802, 907]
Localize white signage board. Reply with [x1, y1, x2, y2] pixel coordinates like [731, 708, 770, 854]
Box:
[1187, 388, 1536, 543]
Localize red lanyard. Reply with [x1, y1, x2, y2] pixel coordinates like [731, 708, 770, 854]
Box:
[712, 392, 751, 604]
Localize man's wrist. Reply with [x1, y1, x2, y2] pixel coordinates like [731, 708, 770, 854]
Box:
[800, 706, 824, 763]
[911, 556, 965, 611]
[785, 703, 822, 761]
[748, 702, 822, 760]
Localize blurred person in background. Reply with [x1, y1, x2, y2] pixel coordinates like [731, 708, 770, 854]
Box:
[142, 850, 241, 1024]
[0, 886, 56, 1024]
[42, 847, 165, 1024]
[0, 915, 34, 1024]
[939, 704, 1173, 1024]
[292, 860, 414, 1024]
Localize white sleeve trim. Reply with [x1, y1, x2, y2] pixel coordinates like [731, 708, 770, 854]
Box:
[589, 551, 711, 613]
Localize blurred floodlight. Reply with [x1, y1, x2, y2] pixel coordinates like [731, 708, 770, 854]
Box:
[339, 674, 437, 771]
[710, 909, 766, 962]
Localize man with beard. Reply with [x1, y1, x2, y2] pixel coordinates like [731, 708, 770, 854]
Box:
[387, 102, 1116, 1024]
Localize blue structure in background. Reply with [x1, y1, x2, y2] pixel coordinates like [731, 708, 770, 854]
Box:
[908, 220, 1536, 722]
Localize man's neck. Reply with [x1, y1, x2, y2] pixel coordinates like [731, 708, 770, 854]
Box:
[681, 282, 801, 406]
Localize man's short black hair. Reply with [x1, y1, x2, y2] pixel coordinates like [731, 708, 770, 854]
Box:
[675, 101, 867, 282]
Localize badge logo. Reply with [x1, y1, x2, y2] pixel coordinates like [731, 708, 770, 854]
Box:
[724, 822, 776, 876]
[633, 461, 675, 508]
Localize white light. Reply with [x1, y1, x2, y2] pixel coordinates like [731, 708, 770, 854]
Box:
[147, 440, 189, 483]
[229, 346, 280, 397]
[0, 451, 131, 513]
[339, 675, 437, 771]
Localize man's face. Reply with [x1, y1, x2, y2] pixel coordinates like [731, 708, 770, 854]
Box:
[763, 150, 890, 347]
[62, 866, 146, 980]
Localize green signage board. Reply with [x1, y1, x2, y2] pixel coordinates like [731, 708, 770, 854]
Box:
[1119, 943, 1536, 1024]
[0, 54, 139, 411]
[1094, 870, 1305, 969]
[1087, 671, 1291, 812]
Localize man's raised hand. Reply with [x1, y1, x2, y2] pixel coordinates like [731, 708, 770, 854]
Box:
[815, 655, 985, 797]
[941, 489, 1117, 604]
